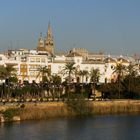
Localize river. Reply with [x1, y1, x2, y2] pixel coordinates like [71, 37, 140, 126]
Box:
[0, 115, 140, 140]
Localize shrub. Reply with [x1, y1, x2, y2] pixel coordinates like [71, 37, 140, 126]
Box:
[66, 95, 91, 116]
[3, 108, 20, 119]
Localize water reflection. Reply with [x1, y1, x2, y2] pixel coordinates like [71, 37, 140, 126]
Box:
[0, 115, 140, 140]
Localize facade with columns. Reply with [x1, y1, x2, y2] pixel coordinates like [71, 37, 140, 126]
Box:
[0, 23, 138, 84]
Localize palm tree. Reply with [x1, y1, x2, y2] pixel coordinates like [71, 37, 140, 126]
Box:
[78, 70, 89, 83]
[125, 63, 138, 98]
[90, 68, 100, 99]
[51, 74, 62, 100]
[113, 63, 126, 98]
[0, 66, 7, 99]
[0, 65, 16, 82]
[36, 66, 51, 100]
[62, 62, 76, 99]
[76, 70, 88, 96]
[37, 66, 51, 83]
[0, 65, 17, 99]
[62, 62, 76, 84]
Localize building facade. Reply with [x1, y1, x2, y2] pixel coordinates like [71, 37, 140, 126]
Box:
[0, 23, 137, 84]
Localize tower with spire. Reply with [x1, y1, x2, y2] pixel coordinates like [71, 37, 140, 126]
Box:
[44, 22, 54, 54]
[37, 22, 55, 54]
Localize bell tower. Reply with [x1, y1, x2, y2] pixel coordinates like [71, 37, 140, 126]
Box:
[37, 33, 45, 51]
[44, 22, 54, 54]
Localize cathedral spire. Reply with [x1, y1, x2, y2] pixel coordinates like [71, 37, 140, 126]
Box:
[44, 22, 54, 54]
[47, 21, 52, 36]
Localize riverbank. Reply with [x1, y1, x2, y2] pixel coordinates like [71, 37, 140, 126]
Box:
[1, 100, 140, 122]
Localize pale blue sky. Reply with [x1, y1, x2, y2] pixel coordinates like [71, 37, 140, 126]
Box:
[0, 0, 140, 55]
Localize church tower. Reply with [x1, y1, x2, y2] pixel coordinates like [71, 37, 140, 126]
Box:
[44, 22, 54, 54]
[37, 33, 45, 51]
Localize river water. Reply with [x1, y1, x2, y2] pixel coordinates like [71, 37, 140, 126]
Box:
[0, 115, 140, 140]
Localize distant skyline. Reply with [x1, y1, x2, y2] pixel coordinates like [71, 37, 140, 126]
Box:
[0, 0, 140, 55]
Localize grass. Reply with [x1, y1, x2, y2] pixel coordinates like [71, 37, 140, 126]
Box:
[90, 100, 140, 115]
[1, 100, 140, 121]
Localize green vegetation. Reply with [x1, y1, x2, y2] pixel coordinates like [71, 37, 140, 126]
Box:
[37, 66, 51, 83]
[66, 95, 91, 116]
[99, 63, 140, 99]
[2, 108, 21, 119]
[1, 63, 140, 102]
[1, 61, 140, 122]
[1, 100, 140, 122]
[62, 62, 76, 83]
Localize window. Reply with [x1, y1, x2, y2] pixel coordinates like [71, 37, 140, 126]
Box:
[30, 72, 35, 76]
[111, 65, 115, 70]
[36, 65, 40, 69]
[30, 58, 35, 62]
[36, 58, 40, 62]
[41, 58, 45, 63]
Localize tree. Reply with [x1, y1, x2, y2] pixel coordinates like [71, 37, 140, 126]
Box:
[9, 77, 18, 84]
[0, 65, 17, 99]
[78, 70, 89, 83]
[51, 74, 62, 85]
[37, 66, 51, 83]
[113, 63, 126, 98]
[90, 68, 100, 99]
[99, 83, 120, 99]
[76, 70, 89, 96]
[124, 63, 138, 98]
[0, 65, 16, 82]
[62, 62, 76, 84]
[51, 74, 62, 100]
[62, 62, 76, 99]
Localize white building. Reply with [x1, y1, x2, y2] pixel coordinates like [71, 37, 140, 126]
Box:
[0, 23, 136, 84]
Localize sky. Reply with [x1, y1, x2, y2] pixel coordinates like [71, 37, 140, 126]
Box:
[0, 0, 140, 55]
